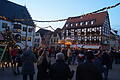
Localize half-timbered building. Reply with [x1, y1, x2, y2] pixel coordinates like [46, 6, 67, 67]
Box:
[62, 11, 111, 50]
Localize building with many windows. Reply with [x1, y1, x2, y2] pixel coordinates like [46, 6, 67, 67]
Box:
[49, 28, 62, 48]
[0, 0, 35, 49]
[62, 11, 111, 50]
[109, 30, 119, 51]
[34, 32, 41, 47]
[36, 28, 53, 48]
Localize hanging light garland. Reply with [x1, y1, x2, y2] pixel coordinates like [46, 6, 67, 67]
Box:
[14, 2, 120, 22]
[0, 2, 120, 22]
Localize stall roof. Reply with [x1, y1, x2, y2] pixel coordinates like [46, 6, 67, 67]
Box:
[70, 44, 83, 48]
[71, 44, 100, 49]
[83, 45, 100, 49]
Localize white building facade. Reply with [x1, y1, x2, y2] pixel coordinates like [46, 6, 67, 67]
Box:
[34, 33, 41, 47]
[0, 0, 35, 49]
[0, 19, 35, 49]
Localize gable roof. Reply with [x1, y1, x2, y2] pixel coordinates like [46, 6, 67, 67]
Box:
[63, 11, 108, 29]
[36, 29, 53, 37]
[0, 0, 34, 26]
[54, 28, 62, 38]
[110, 29, 117, 35]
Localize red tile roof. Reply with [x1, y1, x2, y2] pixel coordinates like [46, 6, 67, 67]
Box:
[63, 11, 108, 28]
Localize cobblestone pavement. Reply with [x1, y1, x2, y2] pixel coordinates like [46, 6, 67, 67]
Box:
[0, 57, 120, 80]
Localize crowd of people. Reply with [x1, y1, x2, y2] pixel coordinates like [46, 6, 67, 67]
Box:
[0, 46, 120, 80]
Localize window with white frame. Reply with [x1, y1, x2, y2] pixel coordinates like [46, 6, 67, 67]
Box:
[97, 27, 99, 30]
[82, 29, 84, 32]
[92, 28, 94, 31]
[91, 20, 94, 25]
[85, 21, 89, 25]
[89, 28, 91, 32]
[99, 37, 101, 41]
[76, 23, 78, 26]
[88, 28, 90, 32]
[22, 36, 26, 41]
[23, 27, 27, 31]
[28, 28, 32, 32]
[66, 24, 69, 27]
[80, 22, 83, 26]
[2, 23, 8, 28]
[99, 27, 102, 30]
[90, 36, 91, 41]
[36, 33, 39, 36]
[85, 38, 87, 41]
[94, 27, 96, 32]
[66, 30, 68, 36]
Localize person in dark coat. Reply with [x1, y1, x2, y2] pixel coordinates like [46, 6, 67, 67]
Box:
[101, 51, 111, 80]
[21, 47, 37, 80]
[37, 50, 50, 80]
[76, 51, 103, 80]
[15, 49, 23, 74]
[50, 52, 74, 80]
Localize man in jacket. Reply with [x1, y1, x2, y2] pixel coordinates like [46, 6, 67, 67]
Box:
[50, 52, 74, 80]
[76, 51, 103, 80]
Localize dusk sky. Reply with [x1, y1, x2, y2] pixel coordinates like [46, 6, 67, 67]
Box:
[9, 0, 120, 31]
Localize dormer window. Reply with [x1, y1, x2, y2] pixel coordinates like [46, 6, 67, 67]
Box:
[89, 28, 92, 32]
[80, 16, 83, 19]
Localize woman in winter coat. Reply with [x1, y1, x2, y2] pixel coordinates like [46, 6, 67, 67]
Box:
[37, 50, 50, 80]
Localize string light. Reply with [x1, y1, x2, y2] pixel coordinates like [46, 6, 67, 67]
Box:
[0, 2, 119, 23]
[14, 2, 120, 22]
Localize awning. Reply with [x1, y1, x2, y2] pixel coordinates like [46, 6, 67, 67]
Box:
[61, 45, 66, 47]
[61, 44, 100, 49]
[83, 45, 100, 49]
[70, 44, 84, 48]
